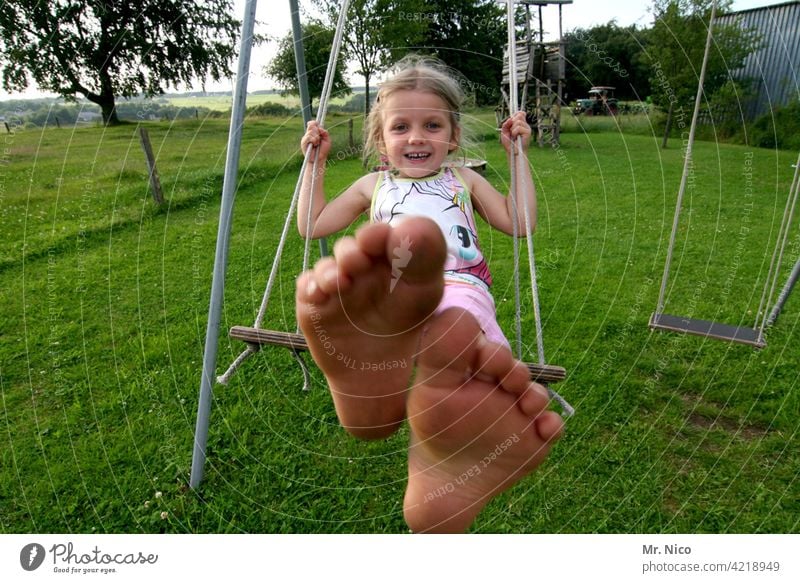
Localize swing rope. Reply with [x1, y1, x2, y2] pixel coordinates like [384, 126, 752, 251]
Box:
[506, 2, 523, 359]
[755, 151, 800, 333]
[505, 0, 573, 417]
[218, 0, 351, 386]
[654, 0, 718, 317]
[652, 0, 796, 348]
[220, 0, 572, 408]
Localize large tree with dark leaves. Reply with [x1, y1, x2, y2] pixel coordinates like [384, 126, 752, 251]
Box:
[311, 0, 427, 114]
[415, 0, 506, 106]
[563, 23, 651, 102]
[314, 0, 506, 108]
[0, 1, 239, 125]
[266, 21, 351, 111]
[644, 0, 759, 144]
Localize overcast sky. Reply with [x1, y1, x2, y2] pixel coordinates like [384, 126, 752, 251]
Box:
[0, 0, 780, 100]
[219, 0, 778, 92]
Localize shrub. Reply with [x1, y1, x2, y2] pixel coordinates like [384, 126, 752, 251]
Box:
[247, 102, 292, 117]
[748, 100, 800, 151]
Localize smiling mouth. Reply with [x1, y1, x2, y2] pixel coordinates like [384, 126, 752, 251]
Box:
[405, 152, 430, 161]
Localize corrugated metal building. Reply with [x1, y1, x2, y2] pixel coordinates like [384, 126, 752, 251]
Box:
[717, 0, 799, 120]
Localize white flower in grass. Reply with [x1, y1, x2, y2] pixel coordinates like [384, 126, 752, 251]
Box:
[155, 491, 162, 498]
[160, 511, 168, 520]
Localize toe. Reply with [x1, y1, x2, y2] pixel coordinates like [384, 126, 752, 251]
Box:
[387, 216, 446, 283]
[417, 309, 483, 386]
[517, 382, 550, 417]
[355, 222, 393, 258]
[296, 271, 329, 305]
[473, 340, 530, 390]
[534, 410, 564, 443]
[333, 236, 372, 278]
[312, 257, 349, 295]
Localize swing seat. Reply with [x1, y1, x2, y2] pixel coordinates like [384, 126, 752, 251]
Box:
[229, 326, 567, 383]
[649, 313, 766, 349]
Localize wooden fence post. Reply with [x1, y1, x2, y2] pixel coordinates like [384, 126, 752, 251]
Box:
[348, 117, 354, 150]
[138, 126, 164, 205]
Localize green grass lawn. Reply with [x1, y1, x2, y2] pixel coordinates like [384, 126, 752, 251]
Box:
[1, 109, 798, 533]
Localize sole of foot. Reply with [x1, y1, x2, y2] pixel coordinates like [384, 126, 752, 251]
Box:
[296, 216, 446, 439]
[403, 307, 564, 532]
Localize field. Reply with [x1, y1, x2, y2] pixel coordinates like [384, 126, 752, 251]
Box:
[0, 109, 798, 533]
[163, 91, 359, 112]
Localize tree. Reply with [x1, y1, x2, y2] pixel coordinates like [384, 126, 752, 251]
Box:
[644, 0, 759, 145]
[0, 1, 240, 126]
[266, 21, 350, 111]
[415, 0, 507, 106]
[564, 23, 651, 102]
[312, 0, 506, 109]
[312, 0, 427, 115]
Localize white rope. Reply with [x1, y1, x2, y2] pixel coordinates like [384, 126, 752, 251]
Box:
[301, 0, 350, 277]
[652, 0, 794, 347]
[755, 151, 800, 333]
[217, 344, 257, 386]
[505, 0, 572, 417]
[506, 2, 523, 358]
[654, 0, 718, 316]
[506, 0, 545, 366]
[219, 0, 351, 384]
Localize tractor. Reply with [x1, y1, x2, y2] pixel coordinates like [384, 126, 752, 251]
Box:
[573, 86, 618, 116]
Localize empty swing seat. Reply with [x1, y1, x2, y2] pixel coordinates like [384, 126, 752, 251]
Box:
[229, 326, 567, 384]
[649, 313, 766, 349]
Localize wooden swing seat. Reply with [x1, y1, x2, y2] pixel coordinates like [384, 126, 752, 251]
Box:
[229, 326, 567, 384]
[649, 313, 766, 349]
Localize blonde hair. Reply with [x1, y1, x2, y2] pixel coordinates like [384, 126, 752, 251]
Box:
[364, 56, 465, 165]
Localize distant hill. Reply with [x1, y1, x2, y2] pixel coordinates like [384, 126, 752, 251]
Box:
[0, 88, 369, 124]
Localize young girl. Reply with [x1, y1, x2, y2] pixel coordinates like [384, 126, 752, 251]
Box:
[295, 58, 562, 533]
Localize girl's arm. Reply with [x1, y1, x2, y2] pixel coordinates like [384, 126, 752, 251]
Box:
[297, 121, 373, 239]
[469, 112, 537, 237]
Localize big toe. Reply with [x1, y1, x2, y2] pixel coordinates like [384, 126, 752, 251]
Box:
[384, 216, 447, 284]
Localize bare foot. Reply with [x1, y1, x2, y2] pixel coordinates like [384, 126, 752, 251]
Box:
[404, 308, 564, 532]
[296, 217, 446, 439]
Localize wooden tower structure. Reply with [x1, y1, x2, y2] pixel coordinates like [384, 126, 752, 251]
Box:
[499, 0, 571, 147]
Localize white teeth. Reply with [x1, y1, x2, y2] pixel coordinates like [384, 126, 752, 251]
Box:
[406, 153, 429, 159]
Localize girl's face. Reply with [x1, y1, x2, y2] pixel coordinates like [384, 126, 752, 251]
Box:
[379, 90, 459, 179]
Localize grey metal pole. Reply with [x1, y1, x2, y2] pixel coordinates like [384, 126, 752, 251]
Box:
[290, 0, 312, 126]
[766, 255, 800, 326]
[290, 0, 328, 257]
[767, 160, 800, 326]
[190, 0, 258, 490]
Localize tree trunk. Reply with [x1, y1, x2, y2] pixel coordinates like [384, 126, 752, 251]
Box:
[83, 90, 120, 125]
[661, 101, 674, 149]
[99, 97, 120, 125]
[83, 69, 121, 126]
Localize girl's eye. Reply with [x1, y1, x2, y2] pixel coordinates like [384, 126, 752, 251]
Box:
[392, 124, 407, 132]
[426, 122, 441, 130]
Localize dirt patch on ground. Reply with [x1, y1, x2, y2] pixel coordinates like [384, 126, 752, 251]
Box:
[680, 393, 769, 440]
